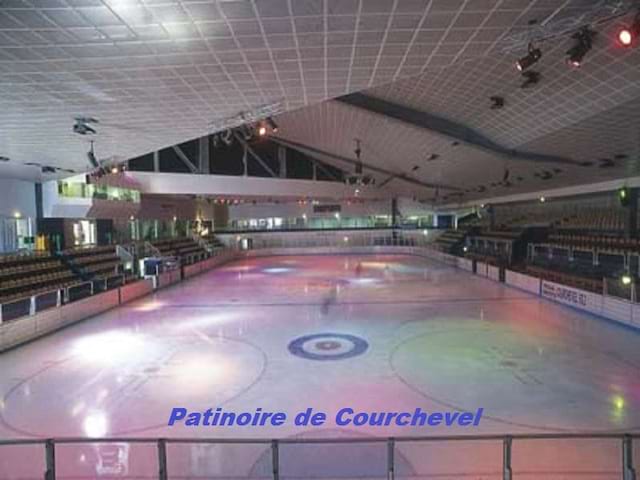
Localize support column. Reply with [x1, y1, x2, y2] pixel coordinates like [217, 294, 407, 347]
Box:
[391, 198, 398, 227]
[625, 187, 638, 238]
[488, 205, 496, 230]
[35, 183, 43, 219]
[153, 151, 160, 172]
[278, 145, 287, 178]
[199, 136, 210, 174]
[242, 145, 248, 176]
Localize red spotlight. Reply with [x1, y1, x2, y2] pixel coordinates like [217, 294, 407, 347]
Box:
[618, 27, 633, 46]
[617, 15, 640, 48]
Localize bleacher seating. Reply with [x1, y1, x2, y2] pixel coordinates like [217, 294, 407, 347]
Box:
[152, 237, 208, 264]
[545, 233, 638, 253]
[201, 234, 225, 249]
[558, 208, 625, 231]
[525, 263, 603, 293]
[63, 245, 124, 279]
[434, 229, 466, 253]
[0, 252, 80, 304]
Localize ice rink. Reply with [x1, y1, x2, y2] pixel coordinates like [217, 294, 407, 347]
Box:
[1, 253, 639, 478]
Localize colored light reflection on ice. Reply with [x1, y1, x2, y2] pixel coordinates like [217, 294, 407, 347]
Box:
[350, 277, 379, 285]
[610, 394, 627, 423]
[361, 261, 389, 269]
[172, 311, 235, 330]
[169, 354, 232, 392]
[263, 267, 293, 274]
[71, 331, 146, 364]
[134, 300, 165, 312]
[83, 411, 108, 438]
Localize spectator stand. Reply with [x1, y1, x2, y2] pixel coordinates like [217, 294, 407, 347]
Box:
[59, 245, 127, 300]
[0, 251, 80, 321]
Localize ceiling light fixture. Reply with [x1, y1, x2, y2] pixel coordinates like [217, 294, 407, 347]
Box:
[617, 13, 640, 47]
[490, 96, 505, 109]
[266, 117, 279, 133]
[521, 70, 541, 88]
[566, 27, 595, 68]
[87, 141, 99, 169]
[516, 43, 542, 71]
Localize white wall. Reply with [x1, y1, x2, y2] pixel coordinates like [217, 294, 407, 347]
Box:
[228, 199, 393, 221]
[0, 178, 36, 219]
[129, 171, 385, 199]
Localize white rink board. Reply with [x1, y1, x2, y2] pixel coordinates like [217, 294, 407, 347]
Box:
[457, 257, 473, 272]
[476, 262, 488, 277]
[602, 296, 634, 327]
[541, 281, 602, 315]
[487, 265, 500, 281]
[505, 270, 541, 295]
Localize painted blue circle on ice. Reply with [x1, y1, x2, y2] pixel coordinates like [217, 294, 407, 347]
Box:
[288, 333, 368, 361]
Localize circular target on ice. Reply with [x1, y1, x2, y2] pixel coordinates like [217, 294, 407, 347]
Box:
[288, 333, 368, 361]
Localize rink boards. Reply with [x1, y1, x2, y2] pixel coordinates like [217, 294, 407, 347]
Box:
[1, 246, 639, 353]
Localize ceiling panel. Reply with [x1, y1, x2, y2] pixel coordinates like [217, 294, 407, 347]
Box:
[0, 0, 637, 202]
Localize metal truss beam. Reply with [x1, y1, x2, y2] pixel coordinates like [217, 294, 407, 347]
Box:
[171, 146, 198, 173]
[233, 132, 278, 178]
[336, 93, 581, 166]
[272, 137, 460, 191]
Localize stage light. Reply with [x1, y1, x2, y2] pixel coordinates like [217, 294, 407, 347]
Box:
[617, 14, 640, 47]
[266, 117, 279, 133]
[515, 43, 541, 72]
[87, 142, 99, 169]
[566, 28, 594, 68]
[619, 186, 630, 206]
[618, 28, 633, 46]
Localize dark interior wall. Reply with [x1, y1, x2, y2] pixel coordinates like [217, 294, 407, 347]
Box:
[37, 218, 65, 252]
[210, 140, 245, 175]
[127, 136, 344, 182]
[286, 148, 314, 179]
[437, 215, 454, 229]
[96, 219, 114, 245]
[128, 153, 155, 171]
[159, 147, 192, 173]
[213, 204, 229, 230]
[248, 141, 280, 177]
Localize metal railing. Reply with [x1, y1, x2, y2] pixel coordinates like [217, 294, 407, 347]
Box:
[0, 274, 126, 324]
[0, 432, 636, 480]
[224, 229, 438, 250]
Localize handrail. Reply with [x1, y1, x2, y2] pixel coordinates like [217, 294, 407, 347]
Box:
[0, 431, 635, 445]
[0, 285, 63, 307]
[144, 241, 162, 258]
[0, 432, 637, 480]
